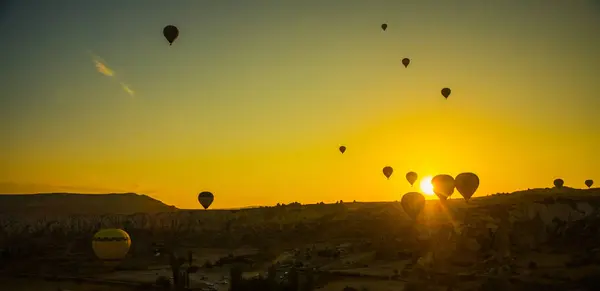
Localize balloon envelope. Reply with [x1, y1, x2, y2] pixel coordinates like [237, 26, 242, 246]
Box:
[406, 171, 418, 186]
[383, 166, 394, 179]
[92, 229, 131, 261]
[381, 23, 387, 31]
[402, 58, 410, 68]
[163, 25, 179, 45]
[198, 191, 214, 209]
[401, 192, 425, 221]
[339, 146, 346, 154]
[441, 88, 451, 99]
[553, 178, 564, 188]
[585, 179, 594, 188]
[455, 172, 479, 202]
[432, 174, 455, 201]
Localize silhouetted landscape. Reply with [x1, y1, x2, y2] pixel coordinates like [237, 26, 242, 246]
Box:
[0, 193, 177, 217]
[3, 188, 600, 290]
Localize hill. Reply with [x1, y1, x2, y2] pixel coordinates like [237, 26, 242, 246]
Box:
[0, 193, 177, 217]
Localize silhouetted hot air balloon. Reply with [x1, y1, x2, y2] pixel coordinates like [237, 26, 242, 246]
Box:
[401, 192, 425, 221]
[402, 58, 410, 68]
[406, 171, 418, 187]
[339, 146, 346, 154]
[198, 191, 214, 209]
[432, 174, 455, 201]
[585, 179, 594, 188]
[92, 229, 131, 265]
[553, 178, 564, 188]
[441, 88, 451, 99]
[381, 23, 387, 31]
[383, 166, 394, 179]
[455, 172, 479, 202]
[163, 25, 179, 45]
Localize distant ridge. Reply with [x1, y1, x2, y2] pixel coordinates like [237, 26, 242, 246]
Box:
[494, 186, 599, 196]
[0, 193, 177, 217]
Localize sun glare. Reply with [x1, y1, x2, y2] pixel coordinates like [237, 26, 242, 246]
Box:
[420, 176, 434, 195]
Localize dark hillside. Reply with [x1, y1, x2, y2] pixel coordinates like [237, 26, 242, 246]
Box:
[0, 193, 177, 217]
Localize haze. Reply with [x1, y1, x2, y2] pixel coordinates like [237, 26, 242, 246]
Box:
[1, 0, 599, 209]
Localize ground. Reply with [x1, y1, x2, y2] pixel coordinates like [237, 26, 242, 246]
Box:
[1, 187, 600, 290]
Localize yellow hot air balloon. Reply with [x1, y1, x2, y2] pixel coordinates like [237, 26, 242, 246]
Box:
[92, 228, 131, 263]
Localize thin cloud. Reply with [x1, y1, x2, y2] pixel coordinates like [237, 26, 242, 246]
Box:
[88, 50, 137, 97]
[89, 51, 114, 77]
[121, 82, 135, 97]
[93, 59, 114, 77]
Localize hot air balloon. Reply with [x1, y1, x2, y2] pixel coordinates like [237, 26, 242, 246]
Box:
[432, 174, 455, 201]
[381, 23, 388, 31]
[441, 88, 451, 99]
[92, 229, 131, 264]
[401, 192, 425, 221]
[402, 58, 410, 68]
[163, 25, 179, 45]
[198, 191, 214, 210]
[383, 166, 394, 179]
[553, 178, 564, 188]
[455, 172, 479, 202]
[406, 171, 418, 187]
[585, 179, 594, 188]
[339, 146, 346, 154]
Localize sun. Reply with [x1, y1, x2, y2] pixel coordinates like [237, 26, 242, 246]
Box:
[419, 176, 435, 195]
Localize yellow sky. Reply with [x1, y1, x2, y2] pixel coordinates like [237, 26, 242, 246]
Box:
[1, 1, 599, 209]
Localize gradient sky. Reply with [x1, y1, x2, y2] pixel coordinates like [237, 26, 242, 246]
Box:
[1, 0, 599, 209]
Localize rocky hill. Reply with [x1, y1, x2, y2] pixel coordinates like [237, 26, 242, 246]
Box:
[0, 193, 177, 217]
